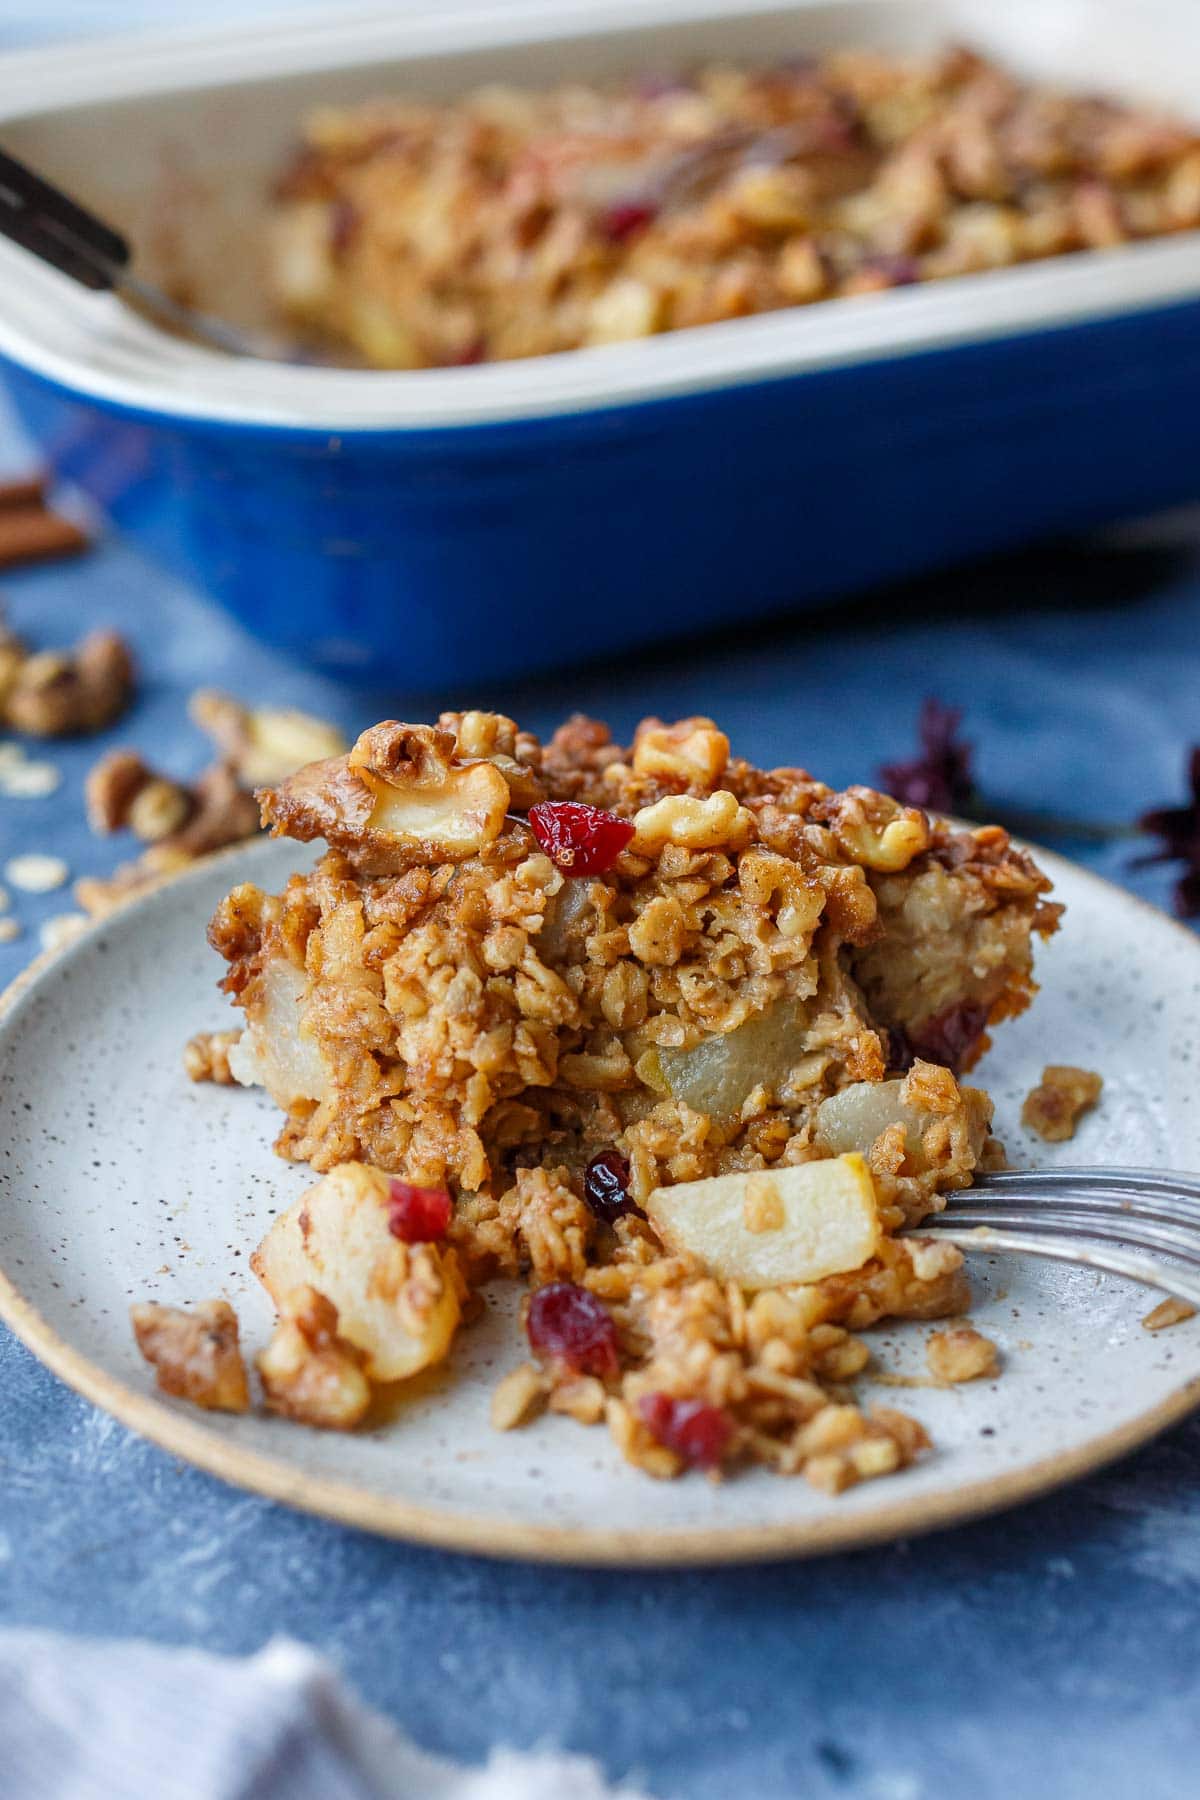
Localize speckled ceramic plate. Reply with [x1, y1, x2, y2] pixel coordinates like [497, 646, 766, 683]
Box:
[1, 837, 1199, 1565]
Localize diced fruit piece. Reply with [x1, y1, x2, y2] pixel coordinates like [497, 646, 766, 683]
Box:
[816, 1078, 934, 1166]
[386, 1178, 453, 1242]
[656, 997, 809, 1125]
[251, 1162, 461, 1381]
[526, 1281, 620, 1379]
[644, 1154, 881, 1290]
[638, 1393, 733, 1469]
[583, 1150, 642, 1224]
[227, 955, 327, 1107]
[599, 199, 658, 242]
[528, 801, 634, 874]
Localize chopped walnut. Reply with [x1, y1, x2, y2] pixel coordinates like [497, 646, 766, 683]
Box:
[0, 621, 133, 737]
[1141, 1296, 1197, 1333]
[632, 717, 730, 787]
[183, 1029, 242, 1084]
[256, 1285, 372, 1429]
[926, 1325, 998, 1383]
[629, 790, 755, 855]
[262, 720, 514, 869]
[78, 758, 262, 917]
[130, 1298, 251, 1412]
[1021, 1065, 1103, 1142]
[189, 689, 347, 785]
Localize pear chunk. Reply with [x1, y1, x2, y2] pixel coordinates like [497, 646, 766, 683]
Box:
[645, 1154, 881, 1290]
[252, 1162, 461, 1381]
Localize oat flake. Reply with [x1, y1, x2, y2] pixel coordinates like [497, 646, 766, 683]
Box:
[6, 853, 69, 893]
[0, 761, 61, 799]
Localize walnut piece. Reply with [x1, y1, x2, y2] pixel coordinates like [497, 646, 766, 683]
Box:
[1021, 1065, 1103, 1141]
[190, 689, 347, 784]
[632, 716, 730, 786]
[263, 720, 514, 867]
[630, 790, 754, 855]
[78, 758, 261, 917]
[130, 1298, 251, 1412]
[183, 1029, 242, 1084]
[926, 1325, 998, 1383]
[257, 1284, 372, 1429]
[0, 623, 133, 737]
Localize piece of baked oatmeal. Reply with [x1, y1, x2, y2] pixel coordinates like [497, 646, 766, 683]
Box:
[200, 710, 1060, 1481]
[270, 47, 1200, 368]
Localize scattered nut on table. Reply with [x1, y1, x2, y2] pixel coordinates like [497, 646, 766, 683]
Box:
[0, 617, 134, 736]
[77, 691, 345, 917]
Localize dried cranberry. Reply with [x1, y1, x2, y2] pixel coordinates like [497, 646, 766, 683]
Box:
[909, 1001, 989, 1074]
[861, 253, 920, 287]
[638, 1393, 733, 1469]
[584, 1149, 644, 1225]
[528, 801, 635, 875]
[444, 335, 486, 367]
[526, 1282, 620, 1380]
[599, 199, 658, 244]
[386, 1179, 453, 1243]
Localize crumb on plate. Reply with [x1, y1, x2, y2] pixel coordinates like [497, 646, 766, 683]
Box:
[1021, 1065, 1103, 1141]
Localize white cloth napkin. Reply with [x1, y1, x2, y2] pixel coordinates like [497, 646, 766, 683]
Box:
[0, 1631, 656, 1800]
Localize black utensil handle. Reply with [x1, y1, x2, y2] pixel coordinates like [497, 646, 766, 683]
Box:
[0, 146, 130, 291]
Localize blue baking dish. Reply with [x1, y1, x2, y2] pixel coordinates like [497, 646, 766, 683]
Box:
[1, 0, 1200, 685]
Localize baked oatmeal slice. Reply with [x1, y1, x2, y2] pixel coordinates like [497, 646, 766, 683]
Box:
[199, 709, 1059, 1480]
[208, 710, 1055, 1226]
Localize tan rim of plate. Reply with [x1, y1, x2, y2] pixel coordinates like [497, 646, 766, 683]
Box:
[1, 840, 1198, 1566]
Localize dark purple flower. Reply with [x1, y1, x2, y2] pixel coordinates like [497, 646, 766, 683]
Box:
[1131, 747, 1200, 917]
[878, 699, 976, 814]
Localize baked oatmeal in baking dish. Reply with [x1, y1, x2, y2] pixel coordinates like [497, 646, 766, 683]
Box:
[157, 710, 1061, 1489]
[270, 44, 1200, 368]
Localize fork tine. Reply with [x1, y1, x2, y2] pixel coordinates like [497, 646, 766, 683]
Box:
[947, 1188, 1200, 1237]
[979, 1168, 1200, 1206]
[903, 1223, 1200, 1310]
[920, 1205, 1200, 1271]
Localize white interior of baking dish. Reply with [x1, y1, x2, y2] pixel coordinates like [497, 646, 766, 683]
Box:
[1, 0, 1199, 429]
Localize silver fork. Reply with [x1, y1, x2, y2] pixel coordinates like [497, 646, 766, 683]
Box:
[901, 1168, 1200, 1310]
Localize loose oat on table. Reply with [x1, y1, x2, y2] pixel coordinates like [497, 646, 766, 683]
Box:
[270, 46, 1200, 369]
[6, 853, 68, 894]
[145, 706, 1064, 1486]
[1021, 1064, 1103, 1142]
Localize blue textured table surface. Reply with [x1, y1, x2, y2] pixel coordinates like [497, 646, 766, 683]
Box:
[4, 408, 1200, 1800]
[5, 8, 1200, 1793]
